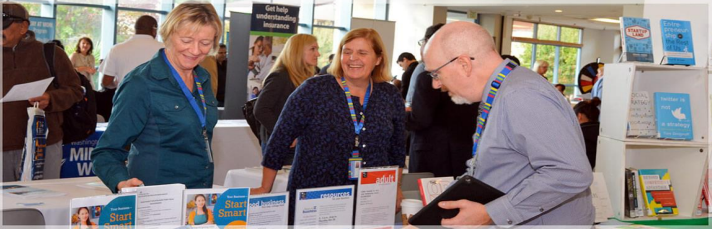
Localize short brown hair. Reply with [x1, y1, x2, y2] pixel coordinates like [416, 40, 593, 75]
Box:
[159, 3, 222, 55]
[329, 28, 391, 83]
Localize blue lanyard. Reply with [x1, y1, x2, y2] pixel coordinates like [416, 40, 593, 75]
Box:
[341, 77, 371, 135]
[472, 61, 517, 158]
[162, 50, 207, 128]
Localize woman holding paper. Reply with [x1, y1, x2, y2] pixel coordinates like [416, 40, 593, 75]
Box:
[73, 207, 98, 229]
[92, 3, 221, 193]
[251, 28, 406, 222]
[188, 194, 214, 225]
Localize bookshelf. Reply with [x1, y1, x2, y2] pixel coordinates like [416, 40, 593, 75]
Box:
[595, 63, 710, 221]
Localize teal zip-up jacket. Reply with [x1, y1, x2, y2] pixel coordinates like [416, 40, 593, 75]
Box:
[92, 49, 219, 193]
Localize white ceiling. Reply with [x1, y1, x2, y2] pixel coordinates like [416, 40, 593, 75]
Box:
[447, 4, 628, 30]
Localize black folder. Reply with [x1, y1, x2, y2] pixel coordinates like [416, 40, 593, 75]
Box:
[408, 175, 505, 226]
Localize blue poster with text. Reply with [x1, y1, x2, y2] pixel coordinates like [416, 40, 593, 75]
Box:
[29, 17, 55, 43]
[61, 131, 102, 178]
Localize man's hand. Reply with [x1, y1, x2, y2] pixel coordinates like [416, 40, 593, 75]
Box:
[28, 93, 51, 110]
[439, 200, 493, 227]
[117, 178, 143, 192]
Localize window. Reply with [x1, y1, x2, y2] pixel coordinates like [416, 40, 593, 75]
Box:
[116, 11, 160, 44]
[510, 20, 583, 97]
[313, 25, 335, 68]
[55, 4, 104, 66]
[19, 2, 41, 16]
[119, 0, 164, 11]
[314, 0, 336, 24]
[446, 11, 473, 23]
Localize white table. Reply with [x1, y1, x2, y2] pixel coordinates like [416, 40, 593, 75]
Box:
[2, 177, 112, 226]
[212, 120, 263, 185]
[223, 167, 290, 192]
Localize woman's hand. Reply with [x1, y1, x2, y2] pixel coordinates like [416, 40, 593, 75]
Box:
[290, 139, 298, 148]
[116, 178, 143, 192]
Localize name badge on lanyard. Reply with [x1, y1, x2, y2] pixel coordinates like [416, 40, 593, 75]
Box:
[162, 50, 213, 163]
[341, 77, 371, 180]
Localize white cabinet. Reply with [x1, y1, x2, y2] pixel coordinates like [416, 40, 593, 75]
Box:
[595, 63, 710, 221]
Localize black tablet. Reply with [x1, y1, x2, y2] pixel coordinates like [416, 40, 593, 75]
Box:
[408, 175, 505, 226]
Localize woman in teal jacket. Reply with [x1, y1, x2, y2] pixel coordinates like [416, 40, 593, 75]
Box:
[92, 3, 222, 192]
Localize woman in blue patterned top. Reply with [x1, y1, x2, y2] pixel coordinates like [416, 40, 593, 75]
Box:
[251, 28, 406, 222]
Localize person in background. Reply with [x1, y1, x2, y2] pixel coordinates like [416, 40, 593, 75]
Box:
[101, 15, 163, 89]
[574, 98, 601, 169]
[533, 60, 550, 80]
[50, 39, 65, 50]
[555, 83, 570, 102]
[251, 28, 405, 223]
[73, 207, 98, 229]
[591, 63, 605, 100]
[92, 3, 221, 192]
[319, 53, 334, 75]
[70, 37, 97, 89]
[3, 2, 82, 181]
[199, 49, 219, 96]
[423, 21, 593, 226]
[405, 23, 444, 109]
[406, 23, 479, 178]
[396, 52, 418, 99]
[216, 43, 227, 106]
[188, 194, 214, 225]
[254, 36, 275, 81]
[254, 34, 320, 165]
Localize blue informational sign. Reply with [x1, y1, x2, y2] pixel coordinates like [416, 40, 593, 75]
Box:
[61, 131, 102, 178]
[250, 3, 299, 35]
[213, 188, 249, 228]
[660, 19, 695, 65]
[29, 17, 55, 43]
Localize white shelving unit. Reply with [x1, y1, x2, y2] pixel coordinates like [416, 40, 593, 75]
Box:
[595, 63, 710, 221]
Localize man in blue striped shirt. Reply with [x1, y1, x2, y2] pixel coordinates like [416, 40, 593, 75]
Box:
[423, 21, 594, 226]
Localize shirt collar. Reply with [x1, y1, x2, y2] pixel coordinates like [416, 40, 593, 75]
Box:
[479, 58, 514, 103]
[149, 48, 210, 85]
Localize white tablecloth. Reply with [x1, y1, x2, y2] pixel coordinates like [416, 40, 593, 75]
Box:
[212, 120, 263, 185]
[2, 177, 112, 226]
[223, 167, 289, 193]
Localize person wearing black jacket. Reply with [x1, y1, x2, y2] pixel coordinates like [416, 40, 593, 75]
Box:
[396, 52, 418, 99]
[406, 69, 479, 177]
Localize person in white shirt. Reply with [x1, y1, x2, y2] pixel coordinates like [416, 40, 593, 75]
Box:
[253, 36, 275, 81]
[101, 15, 164, 89]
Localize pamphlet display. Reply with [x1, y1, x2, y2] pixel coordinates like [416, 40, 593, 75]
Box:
[248, 192, 289, 229]
[121, 184, 185, 228]
[620, 17, 654, 63]
[183, 188, 250, 228]
[354, 167, 398, 226]
[294, 185, 355, 227]
[69, 194, 136, 229]
[660, 19, 695, 65]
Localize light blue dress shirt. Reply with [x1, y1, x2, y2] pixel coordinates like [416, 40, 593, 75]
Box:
[472, 60, 595, 226]
[405, 62, 425, 107]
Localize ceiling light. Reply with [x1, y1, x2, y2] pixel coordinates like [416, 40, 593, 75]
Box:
[591, 18, 620, 24]
[555, 10, 563, 13]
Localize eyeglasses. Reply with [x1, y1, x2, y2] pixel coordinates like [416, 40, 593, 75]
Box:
[428, 56, 475, 80]
[417, 38, 426, 46]
[3, 13, 28, 30]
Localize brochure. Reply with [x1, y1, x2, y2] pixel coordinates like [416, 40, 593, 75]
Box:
[69, 194, 136, 229]
[294, 185, 355, 228]
[354, 167, 398, 227]
[3, 185, 66, 198]
[183, 188, 250, 228]
[248, 192, 289, 229]
[121, 183, 185, 228]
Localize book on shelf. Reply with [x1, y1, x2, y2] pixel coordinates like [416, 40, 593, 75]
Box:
[631, 169, 646, 217]
[660, 19, 695, 65]
[627, 91, 657, 137]
[620, 17, 654, 63]
[638, 169, 678, 216]
[653, 92, 693, 140]
[624, 168, 640, 218]
[417, 177, 455, 206]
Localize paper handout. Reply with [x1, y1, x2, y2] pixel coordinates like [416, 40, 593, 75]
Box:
[1, 77, 54, 103]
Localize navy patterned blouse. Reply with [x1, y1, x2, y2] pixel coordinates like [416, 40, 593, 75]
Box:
[262, 74, 406, 191]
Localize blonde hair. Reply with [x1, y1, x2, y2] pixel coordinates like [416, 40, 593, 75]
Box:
[329, 28, 391, 83]
[267, 34, 318, 87]
[159, 3, 222, 55]
[533, 60, 549, 70]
